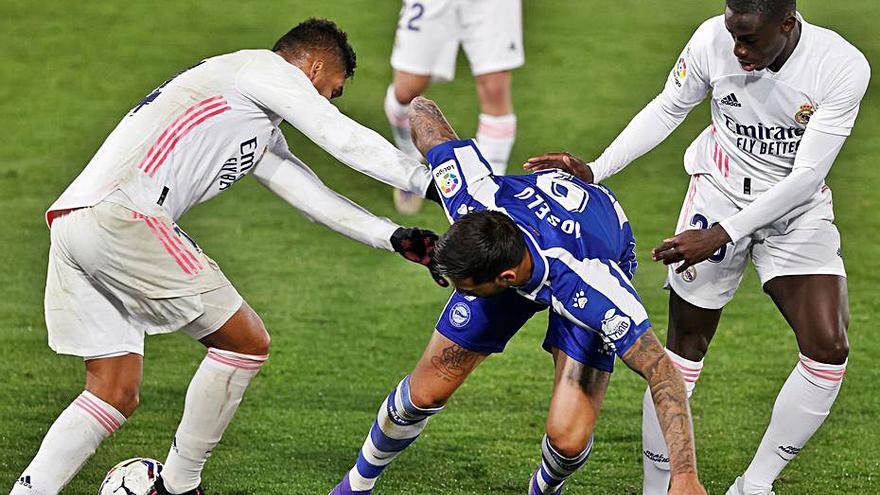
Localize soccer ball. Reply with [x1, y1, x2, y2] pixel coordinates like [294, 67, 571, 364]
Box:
[99, 458, 163, 495]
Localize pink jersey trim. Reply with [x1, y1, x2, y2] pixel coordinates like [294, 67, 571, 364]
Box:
[138, 95, 231, 177]
[134, 213, 198, 277]
[710, 126, 731, 177]
[152, 217, 204, 272]
[677, 175, 701, 233]
[138, 96, 223, 172]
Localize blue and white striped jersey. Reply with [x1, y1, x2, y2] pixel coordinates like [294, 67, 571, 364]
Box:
[427, 140, 650, 355]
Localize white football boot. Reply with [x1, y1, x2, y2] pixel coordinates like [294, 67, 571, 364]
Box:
[725, 476, 775, 495]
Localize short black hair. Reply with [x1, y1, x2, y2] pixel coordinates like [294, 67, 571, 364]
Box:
[272, 18, 357, 78]
[726, 0, 796, 20]
[435, 211, 527, 285]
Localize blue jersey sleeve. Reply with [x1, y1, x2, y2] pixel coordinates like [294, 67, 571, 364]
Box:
[425, 139, 496, 221]
[547, 253, 652, 356]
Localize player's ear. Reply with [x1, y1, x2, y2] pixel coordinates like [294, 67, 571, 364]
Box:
[497, 269, 517, 286]
[309, 59, 325, 80]
[780, 13, 797, 34]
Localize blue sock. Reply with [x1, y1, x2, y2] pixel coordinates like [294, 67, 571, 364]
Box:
[347, 375, 443, 491]
[530, 434, 593, 494]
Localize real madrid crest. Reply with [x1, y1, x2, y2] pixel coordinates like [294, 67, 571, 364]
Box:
[681, 266, 697, 283]
[795, 104, 814, 125]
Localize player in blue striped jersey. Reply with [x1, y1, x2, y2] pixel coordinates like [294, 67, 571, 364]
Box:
[330, 98, 707, 495]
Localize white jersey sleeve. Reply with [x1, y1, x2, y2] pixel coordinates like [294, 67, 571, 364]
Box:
[719, 127, 846, 242]
[252, 133, 399, 250]
[236, 53, 433, 196]
[590, 19, 713, 182]
[806, 53, 871, 136]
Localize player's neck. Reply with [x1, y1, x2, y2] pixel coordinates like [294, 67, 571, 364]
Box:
[768, 20, 802, 73]
[513, 249, 534, 287]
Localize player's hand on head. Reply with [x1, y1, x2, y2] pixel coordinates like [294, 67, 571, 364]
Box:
[390, 227, 449, 287]
[651, 224, 732, 273]
[523, 152, 594, 183]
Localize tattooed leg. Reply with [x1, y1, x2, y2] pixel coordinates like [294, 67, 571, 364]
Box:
[529, 350, 608, 494]
[411, 330, 488, 406]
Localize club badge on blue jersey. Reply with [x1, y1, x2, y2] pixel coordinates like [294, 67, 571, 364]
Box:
[449, 302, 471, 328]
[600, 309, 632, 341]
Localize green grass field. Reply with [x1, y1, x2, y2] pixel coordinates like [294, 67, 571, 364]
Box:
[1, 1, 877, 493]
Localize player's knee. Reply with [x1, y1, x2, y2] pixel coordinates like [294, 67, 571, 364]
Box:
[545, 430, 591, 459]
[407, 387, 449, 410]
[476, 75, 512, 111]
[92, 384, 140, 418]
[803, 338, 849, 365]
[237, 307, 271, 355]
[392, 75, 429, 105]
[248, 328, 271, 356]
[666, 331, 709, 362]
[545, 417, 593, 458]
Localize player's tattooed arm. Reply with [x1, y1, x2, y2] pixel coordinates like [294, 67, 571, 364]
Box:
[621, 332, 701, 482]
[408, 96, 460, 157]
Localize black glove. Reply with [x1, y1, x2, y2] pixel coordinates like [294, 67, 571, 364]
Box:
[390, 227, 448, 287]
[424, 183, 442, 205]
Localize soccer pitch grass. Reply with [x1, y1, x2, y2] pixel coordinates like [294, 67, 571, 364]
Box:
[1, 0, 877, 493]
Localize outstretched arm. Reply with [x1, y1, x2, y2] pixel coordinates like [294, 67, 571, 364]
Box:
[236, 54, 434, 197]
[252, 148, 399, 250]
[252, 146, 447, 286]
[621, 332, 706, 495]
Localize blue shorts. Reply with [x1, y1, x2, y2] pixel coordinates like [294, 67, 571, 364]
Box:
[437, 290, 622, 373]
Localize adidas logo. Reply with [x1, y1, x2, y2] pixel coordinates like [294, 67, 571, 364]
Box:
[17, 476, 33, 489]
[720, 93, 742, 107]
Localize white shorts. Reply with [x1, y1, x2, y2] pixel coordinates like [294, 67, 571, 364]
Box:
[45, 192, 243, 358]
[391, 0, 524, 82]
[666, 175, 846, 310]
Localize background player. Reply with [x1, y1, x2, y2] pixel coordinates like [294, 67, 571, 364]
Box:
[330, 97, 707, 495]
[387, 0, 524, 214]
[10, 19, 445, 495]
[524, 1, 870, 493]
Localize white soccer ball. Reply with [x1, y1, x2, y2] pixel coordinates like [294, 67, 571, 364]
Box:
[99, 458, 163, 495]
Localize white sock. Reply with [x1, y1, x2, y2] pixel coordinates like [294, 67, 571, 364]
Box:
[475, 113, 516, 175]
[384, 85, 420, 160]
[642, 349, 703, 495]
[12, 391, 125, 495]
[741, 354, 846, 494]
[161, 348, 267, 494]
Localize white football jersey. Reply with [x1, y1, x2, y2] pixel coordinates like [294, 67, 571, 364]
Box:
[669, 14, 870, 209]
[47, 49, 431, 225]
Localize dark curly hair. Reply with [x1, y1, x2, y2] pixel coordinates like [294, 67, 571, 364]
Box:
[273, 18, 357, 78]
[435, 211, 527, 285]
[727, 0, 796, 20]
